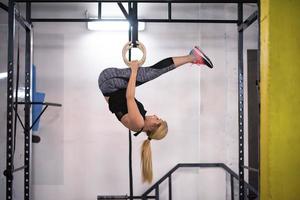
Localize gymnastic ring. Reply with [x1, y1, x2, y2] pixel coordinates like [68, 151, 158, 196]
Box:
[122, 41, 147, 67]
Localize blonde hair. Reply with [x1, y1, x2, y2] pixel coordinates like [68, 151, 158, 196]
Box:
[141, 120, 168, 183]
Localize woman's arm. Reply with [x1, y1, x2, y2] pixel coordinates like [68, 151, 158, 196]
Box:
[124, 60, 144, 131]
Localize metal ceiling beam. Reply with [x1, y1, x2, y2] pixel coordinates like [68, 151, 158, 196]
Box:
[15, 0, 257, 3]
[30, 18, 238, 23]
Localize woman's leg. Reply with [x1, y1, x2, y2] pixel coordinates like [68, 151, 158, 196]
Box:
[134, 55, 196, 86]
[172, 55, 196, 68]
[99, 55, 192, 96]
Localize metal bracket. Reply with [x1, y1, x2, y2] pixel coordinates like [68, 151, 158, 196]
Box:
[117, 2, 129, 20]
[14, 102, 62, 132]
[238, 10, 258, 32]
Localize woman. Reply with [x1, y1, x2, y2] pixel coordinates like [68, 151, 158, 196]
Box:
[98, 46, 213, 183]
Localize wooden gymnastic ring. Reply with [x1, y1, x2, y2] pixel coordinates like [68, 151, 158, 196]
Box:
[122, 41, 146, 67]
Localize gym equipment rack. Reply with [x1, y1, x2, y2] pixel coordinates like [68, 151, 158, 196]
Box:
[1, 1, 259, 199]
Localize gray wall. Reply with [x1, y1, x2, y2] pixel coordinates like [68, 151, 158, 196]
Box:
[0, 3, 258, 200]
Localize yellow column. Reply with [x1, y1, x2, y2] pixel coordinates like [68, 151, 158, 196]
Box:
[260, 0, 300, 199]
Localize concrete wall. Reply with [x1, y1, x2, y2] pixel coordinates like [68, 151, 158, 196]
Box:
[0, 3, 258, 200]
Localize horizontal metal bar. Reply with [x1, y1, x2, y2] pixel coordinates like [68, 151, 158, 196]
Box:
[31, 18, 237, 23]
[238, 10, 258, 32]
[17, 101, 62, 107]
[140, 19, 238, 23]
[31, 18, 127, 22]
[242, 165, 259, 172]
[42, 102, 62, 107]
[97, 195, 155, 199]
[143, 163, 224, 196]
[178, 163, 225, 168]
[12, 165, 27, 173]
[3, 165, 27, 178]
[16, 0, 258, 3]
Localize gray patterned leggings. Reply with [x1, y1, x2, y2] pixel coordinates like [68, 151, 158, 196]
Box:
[98, 57, 175, 96]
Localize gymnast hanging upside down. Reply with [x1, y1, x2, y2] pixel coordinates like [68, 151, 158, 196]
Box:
[98, 46, 213, 183]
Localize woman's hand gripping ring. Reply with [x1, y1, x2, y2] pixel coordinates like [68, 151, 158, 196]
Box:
[122, 41, 146, 67]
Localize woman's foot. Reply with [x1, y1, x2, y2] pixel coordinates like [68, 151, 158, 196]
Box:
[189, 46, 214, 68]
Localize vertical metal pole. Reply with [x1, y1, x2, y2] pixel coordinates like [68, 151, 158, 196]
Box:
[128, 129, 133, 200]
[127, 0, 132, 181]
[237, 3, 245, 200]
[168, 175, 172, 200]
[128, 4, 133, 200]
[6, 1, 15, 200]
[24, 2, 32, 200]
[257, 1, 261, 199]
[168, 3, 172, 21]
[13, 26, 20, 167]
[231, 175, 234, 200]
[98, 2, 101, 19]
[155, 186, 159, 200]
[128, 2, 132, 59]
[131, 2, 138, 47]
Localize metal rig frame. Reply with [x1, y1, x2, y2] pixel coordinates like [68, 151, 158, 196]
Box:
[1, 0, 259, 200]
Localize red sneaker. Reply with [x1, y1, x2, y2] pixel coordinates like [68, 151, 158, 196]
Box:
[190, 46, 213, 68]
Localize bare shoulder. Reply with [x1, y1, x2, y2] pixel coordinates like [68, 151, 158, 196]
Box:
[120, 114, 130, 127]
[120, 114, 143, 132]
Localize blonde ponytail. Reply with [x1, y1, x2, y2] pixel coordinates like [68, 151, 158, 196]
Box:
[141, 139, 153, 183]
[140, 120, 168, 183]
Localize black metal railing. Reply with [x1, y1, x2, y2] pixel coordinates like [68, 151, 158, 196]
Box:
[141, 163, 258, 200]
[98, 163, 258, 200]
